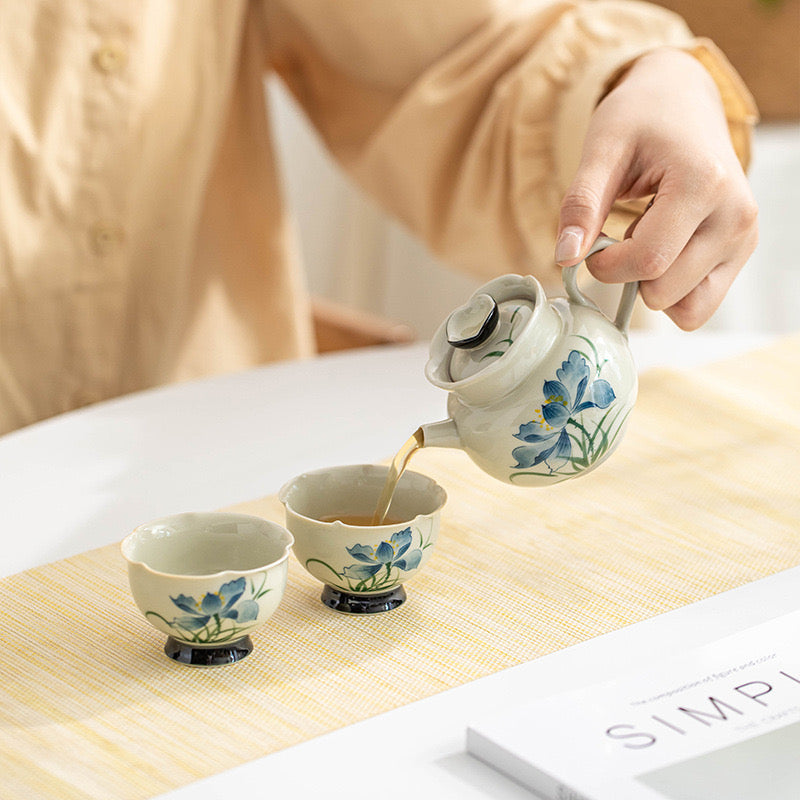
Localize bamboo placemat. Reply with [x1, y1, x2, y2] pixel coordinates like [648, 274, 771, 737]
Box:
[2, 334, 799, 799]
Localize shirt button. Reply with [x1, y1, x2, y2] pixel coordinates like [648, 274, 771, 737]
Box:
[92, 41, 127, 74]
[90, 222, 124, 256]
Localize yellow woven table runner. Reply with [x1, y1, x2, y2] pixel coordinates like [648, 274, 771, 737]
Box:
[2, 335, 799, 799]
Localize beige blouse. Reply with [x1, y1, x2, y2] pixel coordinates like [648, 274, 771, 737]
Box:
[0, 0, 757, 435]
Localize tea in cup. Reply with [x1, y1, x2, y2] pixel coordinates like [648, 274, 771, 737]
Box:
[279, 465, 446, 613]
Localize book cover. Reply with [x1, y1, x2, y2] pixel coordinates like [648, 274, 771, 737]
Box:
[467, 609, 800, 800]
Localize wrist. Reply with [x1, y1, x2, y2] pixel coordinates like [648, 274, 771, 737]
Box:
[601, 46, 720, 107]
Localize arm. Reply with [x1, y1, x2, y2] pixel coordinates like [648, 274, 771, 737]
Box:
[265, 1, 757, 324]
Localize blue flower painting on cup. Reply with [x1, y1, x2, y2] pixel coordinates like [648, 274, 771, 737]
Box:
[510, 345, 629, 481]
[306, 527, 433, 594]
[344, 528, 422, 582]
[146, 575, 270, 644]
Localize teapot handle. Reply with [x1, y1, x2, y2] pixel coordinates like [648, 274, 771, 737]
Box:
[561, 235, 639, 335]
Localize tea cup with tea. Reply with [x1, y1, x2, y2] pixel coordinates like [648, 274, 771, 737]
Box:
[279, 464, 447, 614]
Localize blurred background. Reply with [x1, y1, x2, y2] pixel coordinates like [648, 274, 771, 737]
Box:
[269, 0, 799, 345]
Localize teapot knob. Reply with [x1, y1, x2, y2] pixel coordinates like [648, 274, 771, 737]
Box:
[446, 293, 499, 349]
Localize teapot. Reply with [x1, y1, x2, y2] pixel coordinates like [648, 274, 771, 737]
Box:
[420, 236, 638, 486]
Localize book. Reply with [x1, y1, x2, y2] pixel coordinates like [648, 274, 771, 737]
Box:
[467, 609, 800, 800]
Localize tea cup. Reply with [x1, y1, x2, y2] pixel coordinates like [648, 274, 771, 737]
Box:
[121, 512, 293, 666]
[279, 464, 447, 613]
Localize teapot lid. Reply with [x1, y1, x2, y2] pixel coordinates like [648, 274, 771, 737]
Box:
[426, 274, 562, 401]
[445, 292, 535, 381]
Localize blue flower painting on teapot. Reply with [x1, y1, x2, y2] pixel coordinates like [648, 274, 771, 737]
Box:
[510, 344, 629, 481]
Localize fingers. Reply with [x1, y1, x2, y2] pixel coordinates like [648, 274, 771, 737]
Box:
[662, 258, 748, 330]
[555, 141, 628, 267]
[637, 221, 750, 311]
[658, 205, 757, 329]
[587, 172, 716, 285]
[585, 173, 758, 329]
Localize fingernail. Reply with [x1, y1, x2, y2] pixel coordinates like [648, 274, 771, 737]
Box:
[555, 226, 585, 264]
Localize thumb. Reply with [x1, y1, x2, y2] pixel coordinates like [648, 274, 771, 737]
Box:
[555, 155, 623, 266]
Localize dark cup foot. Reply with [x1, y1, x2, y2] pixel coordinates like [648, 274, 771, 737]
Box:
[321, 584, 406, 614]
[164, 635, 253, 667]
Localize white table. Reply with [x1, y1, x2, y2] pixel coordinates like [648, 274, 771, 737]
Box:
[4, 329, 796, 800]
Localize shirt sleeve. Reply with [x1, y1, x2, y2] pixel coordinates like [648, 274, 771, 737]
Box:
[263, 0, 758, 282]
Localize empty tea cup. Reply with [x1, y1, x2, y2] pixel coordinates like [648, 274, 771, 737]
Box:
[121, 512, 293, 666]
[279, 464, 447, 614]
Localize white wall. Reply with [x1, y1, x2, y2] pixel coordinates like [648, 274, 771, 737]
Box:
[268, 77, 799, 340]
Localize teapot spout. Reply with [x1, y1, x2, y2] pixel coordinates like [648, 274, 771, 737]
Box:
[419, 419, 461, 450]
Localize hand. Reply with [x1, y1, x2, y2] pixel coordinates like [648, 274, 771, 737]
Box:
[555, 47, 758, 330]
